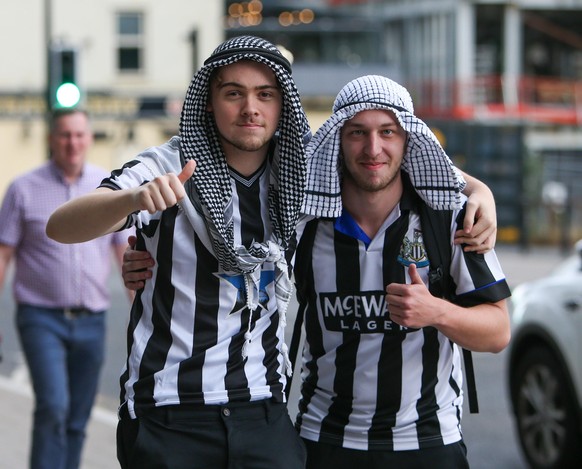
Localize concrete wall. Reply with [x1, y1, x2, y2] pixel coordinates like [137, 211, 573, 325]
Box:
[1, 0, 223, 97]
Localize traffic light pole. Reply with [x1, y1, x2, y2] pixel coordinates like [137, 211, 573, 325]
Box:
[45, 0, 52, 159]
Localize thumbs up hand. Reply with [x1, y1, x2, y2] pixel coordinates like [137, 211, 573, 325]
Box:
[386, 263, 441, 329]
[133, 160, 197, 214]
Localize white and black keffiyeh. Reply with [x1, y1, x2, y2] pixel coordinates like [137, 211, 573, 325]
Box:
[301, 74, 466, 218]
[178, 36, 310, 364]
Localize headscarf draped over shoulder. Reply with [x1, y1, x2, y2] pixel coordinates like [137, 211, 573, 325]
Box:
[179, 35, 311, 275]
[302, 74, 466, 218]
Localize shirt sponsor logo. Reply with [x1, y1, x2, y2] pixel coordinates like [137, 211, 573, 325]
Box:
[319, 291, 409, 333]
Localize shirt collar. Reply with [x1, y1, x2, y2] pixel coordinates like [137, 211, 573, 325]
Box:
[49, 159, 85, 184]
[334, 171, 419, 247]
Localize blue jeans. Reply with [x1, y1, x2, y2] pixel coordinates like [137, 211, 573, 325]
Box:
[16, 304, 106, 469]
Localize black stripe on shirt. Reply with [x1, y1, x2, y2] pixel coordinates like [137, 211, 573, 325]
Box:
[318, 228, 361, 445]
[120, 231, 147, 405]
[261, 306, 285, 401]
[225, 307, 252, 401]
[369, 212, 410, 448]
[295, 221, 322, 428]
[416, 327, 444, 448]
[234, 175, 265, 248]
[177, 235, 220, 400]
[134, 206, 178, 409]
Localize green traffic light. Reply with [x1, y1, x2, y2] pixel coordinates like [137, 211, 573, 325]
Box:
[55, 82, 81, 108]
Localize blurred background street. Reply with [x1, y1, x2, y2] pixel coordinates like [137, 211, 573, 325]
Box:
[2, 1, 582, 467]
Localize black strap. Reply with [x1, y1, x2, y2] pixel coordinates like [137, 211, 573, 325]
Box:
[462, 348, 479, 413]
[419, 203, 479, 414]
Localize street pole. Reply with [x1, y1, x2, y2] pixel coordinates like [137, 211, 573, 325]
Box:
[45, 0, 52, 158]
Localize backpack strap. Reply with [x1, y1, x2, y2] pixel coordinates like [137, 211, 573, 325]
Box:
[419, 203, 479, 414]
[285, 218, 319, 401]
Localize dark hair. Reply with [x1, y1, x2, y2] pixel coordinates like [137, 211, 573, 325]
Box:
[49, 108, 89, 132]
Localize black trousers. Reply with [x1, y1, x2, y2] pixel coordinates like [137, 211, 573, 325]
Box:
[304, 438, 470, 469]
[117, 400, 306, 469]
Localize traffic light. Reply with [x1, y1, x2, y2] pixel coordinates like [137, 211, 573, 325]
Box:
[49, 47, 81, 109]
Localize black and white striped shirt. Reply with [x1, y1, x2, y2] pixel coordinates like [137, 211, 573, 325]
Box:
[101, 137, 289, 418]
[294, 184, 511, 451]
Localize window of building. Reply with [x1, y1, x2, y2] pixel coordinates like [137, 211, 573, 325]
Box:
[117, 12, 144, 72]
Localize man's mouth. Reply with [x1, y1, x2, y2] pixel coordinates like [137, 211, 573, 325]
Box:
[362, 161, 384, 170]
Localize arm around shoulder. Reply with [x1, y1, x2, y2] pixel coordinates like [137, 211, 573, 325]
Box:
[457, 170, 497, 252]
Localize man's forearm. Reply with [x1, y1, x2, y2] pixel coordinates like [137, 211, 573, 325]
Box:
[434, 299, 510, 353]
[0, 244, 14, 291]
[46, 187, 135, 244]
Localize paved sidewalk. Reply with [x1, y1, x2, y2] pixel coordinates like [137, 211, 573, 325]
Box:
[0, 374, 118, 469]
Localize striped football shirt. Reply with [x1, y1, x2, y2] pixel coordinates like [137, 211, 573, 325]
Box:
[293, 183, 511, 451]
[100, 137, 290, 418]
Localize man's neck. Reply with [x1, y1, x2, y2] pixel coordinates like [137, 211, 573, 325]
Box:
[224, 145, 270, 177]
[342, 178, 403, 239]
[53, 160, 83, 184]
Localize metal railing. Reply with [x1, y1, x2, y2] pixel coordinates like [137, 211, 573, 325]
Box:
[412, 75, 582, 125]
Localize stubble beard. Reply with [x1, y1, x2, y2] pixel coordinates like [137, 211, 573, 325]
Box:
[218, 130, 271, 154]
[343, 162, 400, 193]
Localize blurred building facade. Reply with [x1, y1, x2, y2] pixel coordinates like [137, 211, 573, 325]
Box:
[2, 0, 223, 116]
[226, 0, 582, 246]
[0, 0, 580, 245]
[0, 0, 222, 201]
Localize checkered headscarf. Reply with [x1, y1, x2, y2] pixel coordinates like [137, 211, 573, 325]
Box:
[178, 37, 309, 365]
[179, 36, 309, 273]
[301, 74, 465, 218]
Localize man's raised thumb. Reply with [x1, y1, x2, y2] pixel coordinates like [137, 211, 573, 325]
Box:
[408, 263, 424, 284]
[178, 160, 196, 184]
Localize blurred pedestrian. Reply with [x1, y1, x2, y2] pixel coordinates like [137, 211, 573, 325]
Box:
[0, 108, 129, 469]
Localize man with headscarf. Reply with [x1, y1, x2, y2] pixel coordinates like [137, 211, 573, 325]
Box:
[293, 75, 511, 468]
[47, 36, 311, 469]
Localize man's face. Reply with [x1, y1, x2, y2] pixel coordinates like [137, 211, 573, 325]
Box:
[208, 60, 282, 155]
[340, 109, 407, 192]
[49, 112, 93, 173]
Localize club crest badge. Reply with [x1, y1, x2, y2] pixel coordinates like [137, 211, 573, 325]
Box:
[397, 229, 429, 267]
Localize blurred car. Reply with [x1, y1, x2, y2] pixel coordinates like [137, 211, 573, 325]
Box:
[507, 240, 582, 469]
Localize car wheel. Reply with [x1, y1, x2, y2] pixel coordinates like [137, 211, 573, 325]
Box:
[512, 346, 582, 469]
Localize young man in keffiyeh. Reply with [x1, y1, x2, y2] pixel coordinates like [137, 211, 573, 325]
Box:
[293, 75, 511, 468]
[47, 36, 311, 469]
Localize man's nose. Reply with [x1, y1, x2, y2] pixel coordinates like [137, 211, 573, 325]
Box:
[241, 96, 260, 116]
[365, 134, 382, 157]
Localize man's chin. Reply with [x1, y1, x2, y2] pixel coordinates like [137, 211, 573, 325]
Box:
[224, 137, 271, 153]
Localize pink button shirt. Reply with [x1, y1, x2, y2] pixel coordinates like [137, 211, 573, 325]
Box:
[0, 161, 129, 311]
